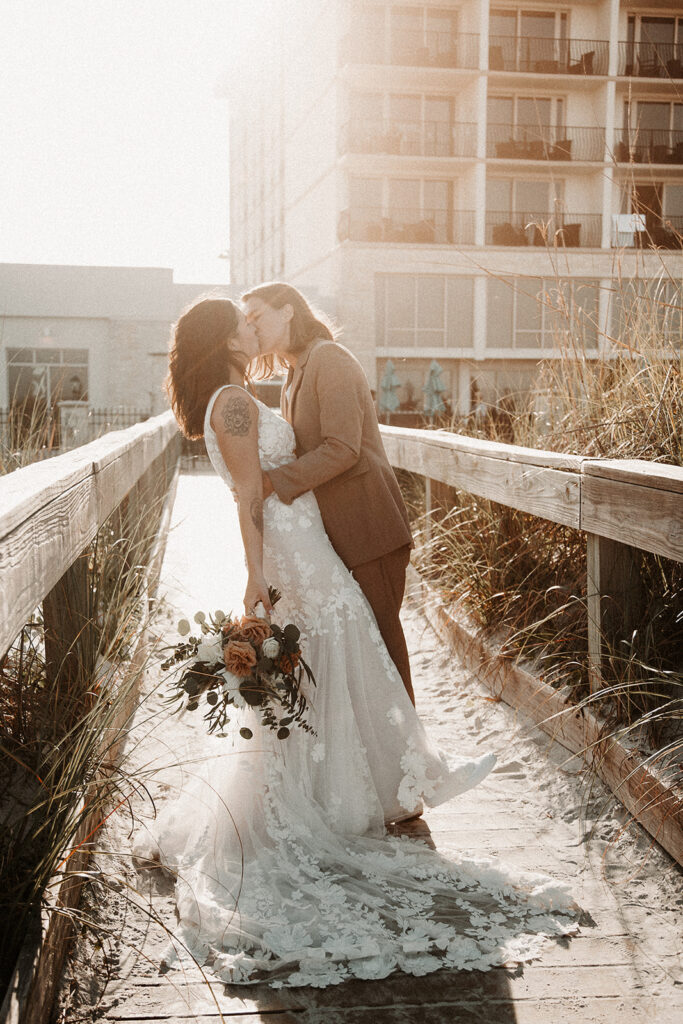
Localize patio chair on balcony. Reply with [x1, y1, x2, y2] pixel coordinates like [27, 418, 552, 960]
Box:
[488, 45, 504, 70]
[407, 218, 436, 243]
[492, 222, 528, 245]
[637, 57, 661, 77]
[568, 50, 594, 75]
[550, 138, 572, 160]
[651, 144, 673, 164]
[554, 223, 581, 247]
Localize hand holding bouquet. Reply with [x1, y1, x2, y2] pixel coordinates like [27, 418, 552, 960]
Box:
[162, 588, 315, 740]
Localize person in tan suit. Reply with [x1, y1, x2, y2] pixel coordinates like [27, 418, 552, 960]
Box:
[243, 282, 415, 705]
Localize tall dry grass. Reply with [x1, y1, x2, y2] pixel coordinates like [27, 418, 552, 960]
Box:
[0, 440, 170, 996]
[407, 269, 682, 758]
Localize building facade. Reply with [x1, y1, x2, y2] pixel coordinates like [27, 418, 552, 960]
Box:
[0, 263, 241, 441]
[229, 0, 683, 412]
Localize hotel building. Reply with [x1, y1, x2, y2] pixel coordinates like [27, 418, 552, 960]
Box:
[229, 0, 683, 412]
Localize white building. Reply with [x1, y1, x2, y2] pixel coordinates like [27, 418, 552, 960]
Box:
[0, 263, 239, 426]
[229, 0, 683, 413]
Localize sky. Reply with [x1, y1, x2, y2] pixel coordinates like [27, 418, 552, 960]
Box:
[0, 0, 270, 283]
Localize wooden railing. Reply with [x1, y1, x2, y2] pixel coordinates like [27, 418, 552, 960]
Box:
[380, 425, 683, 687]
[0, 410, 180, 659]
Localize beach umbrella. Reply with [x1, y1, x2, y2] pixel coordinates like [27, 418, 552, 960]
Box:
[379, 360, 401, 418]
[423, 360, 447, 417]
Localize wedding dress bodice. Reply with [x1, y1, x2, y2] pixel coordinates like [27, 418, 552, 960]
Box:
[204, 385, 297, 491]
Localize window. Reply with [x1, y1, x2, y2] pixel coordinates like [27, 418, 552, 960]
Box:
[487, 278, 599, 349]
[490, 8, 568, 72]
[6, 347, 89, 406]
[349, 176, 454, 243]
[376, 274, 473, 348]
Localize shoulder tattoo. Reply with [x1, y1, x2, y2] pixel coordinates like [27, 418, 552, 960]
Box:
[220, 392, 251, 436]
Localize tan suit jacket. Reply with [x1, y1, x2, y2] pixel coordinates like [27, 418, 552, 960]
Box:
[267, 339, 412, 569]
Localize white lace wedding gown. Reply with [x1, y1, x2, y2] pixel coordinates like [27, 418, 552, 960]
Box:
[133, 385, 578, 987]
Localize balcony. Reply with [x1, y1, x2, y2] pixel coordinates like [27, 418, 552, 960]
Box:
[339, 31, 478, 70]
[618, 42, 683, 79]
[488, 35, 608, 76]
[486, 211, 602, 248]
[338, 207, 475, 245]
[340, 119, 477, 158]
[614, 129, 683, 165]
[487, 124, 604, 162]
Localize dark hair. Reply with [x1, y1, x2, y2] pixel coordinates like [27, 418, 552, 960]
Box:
[165, 296, 245, 440]
[241, 281, 335, 361]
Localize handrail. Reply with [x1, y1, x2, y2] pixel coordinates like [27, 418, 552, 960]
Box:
[380, 425, 682, 561]
[0, 410, 179, 656]
[488, 35, 609, 75]
[338, 207, 476, 245]
[487, 123, 604, 162]
[380, 425, 683, 688]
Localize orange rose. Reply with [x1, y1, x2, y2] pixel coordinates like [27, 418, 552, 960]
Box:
[238, 615, 272, 647]
[224, 640, 258, 677]
[279, 651, 300, 674]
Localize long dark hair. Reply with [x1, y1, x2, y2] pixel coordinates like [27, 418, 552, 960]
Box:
[241, 282, 335, 366]
[165, 296, 245, 440]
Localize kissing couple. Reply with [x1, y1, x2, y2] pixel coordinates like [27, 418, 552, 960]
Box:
[133, 281, 577, 988]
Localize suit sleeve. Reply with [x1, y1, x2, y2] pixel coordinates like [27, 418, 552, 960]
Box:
[267, 346, 365, 504]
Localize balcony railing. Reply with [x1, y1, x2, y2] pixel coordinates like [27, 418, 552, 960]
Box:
[615, 129, 683, 165]
[338, 207, 475, 245]
[487, 123, 604, 162]
[339, 31, 479, 70]
[486, 211, 602, 247]
[488, 35, 609, 76]
[340, 119, 477, 158]
[618, 41, 683, 79]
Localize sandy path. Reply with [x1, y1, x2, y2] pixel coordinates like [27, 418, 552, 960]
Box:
[55, 470, 683, 1024]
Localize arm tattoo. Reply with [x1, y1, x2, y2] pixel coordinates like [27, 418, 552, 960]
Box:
[220, 392, 251, 436]
[250, 497, 264, 534]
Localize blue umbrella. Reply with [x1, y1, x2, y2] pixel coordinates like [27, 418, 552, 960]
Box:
[423, 360, 447, 418]
[379, 360, 401, 419]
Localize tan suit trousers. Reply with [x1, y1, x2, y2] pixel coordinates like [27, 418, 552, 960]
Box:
[351, 544, 415, 706]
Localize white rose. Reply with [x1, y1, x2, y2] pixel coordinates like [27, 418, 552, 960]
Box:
[196, 632, 224, 663]
[261, 637, 281, 659]
[219, 669, 246, 708]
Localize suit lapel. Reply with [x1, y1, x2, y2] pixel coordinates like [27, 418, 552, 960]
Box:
[285, 340, 320, 421]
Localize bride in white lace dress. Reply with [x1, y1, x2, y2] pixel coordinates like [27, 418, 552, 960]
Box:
[134, 296, 577, 988]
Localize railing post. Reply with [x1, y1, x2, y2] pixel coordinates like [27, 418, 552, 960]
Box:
[43, 551, 95, 708]
[424, 477, 432, 548]
[586, 533, 644, 691]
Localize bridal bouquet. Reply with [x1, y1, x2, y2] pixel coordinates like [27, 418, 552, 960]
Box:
[161, 588, 316, 740]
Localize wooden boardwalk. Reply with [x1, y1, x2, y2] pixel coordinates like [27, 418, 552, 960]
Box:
[55, 471, 683, 1024]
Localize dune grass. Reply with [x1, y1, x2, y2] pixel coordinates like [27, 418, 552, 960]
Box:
[402, 270, 682, 761]
[0, 431, 171, 998]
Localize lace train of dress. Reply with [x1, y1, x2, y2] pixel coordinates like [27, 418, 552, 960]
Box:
[133, 386, 578, 987]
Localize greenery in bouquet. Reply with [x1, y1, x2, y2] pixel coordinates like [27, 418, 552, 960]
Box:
[161, 587, 316, 740]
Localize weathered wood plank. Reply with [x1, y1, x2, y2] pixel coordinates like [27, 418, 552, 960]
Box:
[411, 568, 683, 867]
[101, 963, 655, 1019]
[381, 426, 585, 472]
[280, 997, 681, 1024]
[0, 413, 178, 655]
[583, 458, 683, 494]
[581, 473, 683, 562]
[382, 434, 581, 529]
